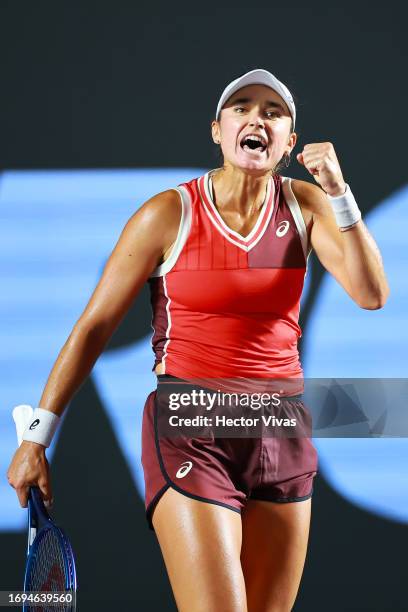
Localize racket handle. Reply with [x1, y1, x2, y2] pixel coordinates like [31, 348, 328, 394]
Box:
[12, 405, 34, 446]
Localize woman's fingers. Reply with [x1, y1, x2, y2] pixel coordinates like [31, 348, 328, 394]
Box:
[16, 485, 30, 508]
[7, 444, 52, 508]
[38, 473, 53, 506]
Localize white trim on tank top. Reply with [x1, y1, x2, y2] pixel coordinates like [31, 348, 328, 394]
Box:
[281, 176, 311, 262]
[205, 170, 273, 243]
[160, 275, 172, 373]
[198, 171, 275, 252]
[150, 185, 192, 278]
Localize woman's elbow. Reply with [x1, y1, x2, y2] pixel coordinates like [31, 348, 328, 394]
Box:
[357, 286, 390, 310]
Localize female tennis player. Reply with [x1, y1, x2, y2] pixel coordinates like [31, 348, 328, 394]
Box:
[8, 69, 389, 611]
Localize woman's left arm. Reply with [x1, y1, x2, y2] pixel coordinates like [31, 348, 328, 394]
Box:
[294, 142, 390, 310]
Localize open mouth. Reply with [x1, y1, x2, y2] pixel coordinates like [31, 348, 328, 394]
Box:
[240, 133, 268, 154]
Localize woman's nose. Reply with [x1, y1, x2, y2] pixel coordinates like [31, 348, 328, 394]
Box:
[248, 111, 264, 127]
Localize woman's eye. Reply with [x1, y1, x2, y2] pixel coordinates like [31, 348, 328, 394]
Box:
[266, 111, 279, 118]
[234, 107, 245, 113]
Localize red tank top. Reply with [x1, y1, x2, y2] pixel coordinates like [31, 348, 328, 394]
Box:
[149, 170, 310, 379]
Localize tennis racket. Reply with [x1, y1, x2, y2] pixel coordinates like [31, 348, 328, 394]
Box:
[13, 405, 77, 611]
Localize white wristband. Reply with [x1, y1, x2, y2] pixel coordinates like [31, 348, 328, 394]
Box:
[327, 184, 362, 228]
[22, 407, 60, 447]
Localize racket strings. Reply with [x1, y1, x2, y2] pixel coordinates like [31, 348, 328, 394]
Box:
[26, 528, 73, 612]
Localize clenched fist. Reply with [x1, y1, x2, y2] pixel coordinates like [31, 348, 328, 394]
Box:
[296, 142, 346, 197]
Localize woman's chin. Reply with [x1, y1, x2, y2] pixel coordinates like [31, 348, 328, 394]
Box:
[228, 149, 275, 174]
[231, 157, 273, 175]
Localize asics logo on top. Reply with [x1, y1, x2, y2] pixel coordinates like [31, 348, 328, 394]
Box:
[276, 220, 290, 237]
[29, 419, 40, 430]
[176, 461, 193, 479]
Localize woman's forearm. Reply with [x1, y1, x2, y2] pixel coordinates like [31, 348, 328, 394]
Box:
[38, 321, 110, 416]
[342, 220, 389, 309]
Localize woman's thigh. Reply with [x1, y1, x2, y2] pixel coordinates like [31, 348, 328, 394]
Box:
[152, 487, 247, 612]
[240, 498, 312, 612]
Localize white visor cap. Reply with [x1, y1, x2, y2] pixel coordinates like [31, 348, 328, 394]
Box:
[216, 69, 296, 130]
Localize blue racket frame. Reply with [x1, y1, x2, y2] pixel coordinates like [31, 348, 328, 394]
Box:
[23, 487, 77, 610]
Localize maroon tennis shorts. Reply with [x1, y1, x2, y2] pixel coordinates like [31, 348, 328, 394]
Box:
[141, 378, 318, 531]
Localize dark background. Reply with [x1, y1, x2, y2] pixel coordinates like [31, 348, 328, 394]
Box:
[1, 1, 407, 610]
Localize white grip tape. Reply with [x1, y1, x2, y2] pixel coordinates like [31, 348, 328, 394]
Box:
[327, 184, 362, 228]
[22, 407, 60, 447]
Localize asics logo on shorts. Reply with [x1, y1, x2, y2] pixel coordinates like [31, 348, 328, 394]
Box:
[176, 461, 193, 479]
[276, 220, 290, 237]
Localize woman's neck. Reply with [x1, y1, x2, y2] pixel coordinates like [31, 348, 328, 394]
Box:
[210, 166, 271, 215]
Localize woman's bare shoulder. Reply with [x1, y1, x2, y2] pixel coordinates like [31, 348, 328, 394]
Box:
[138, 188, 182, 225]
[129, 188, 182, 240]
[117, 188, 182, 263]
